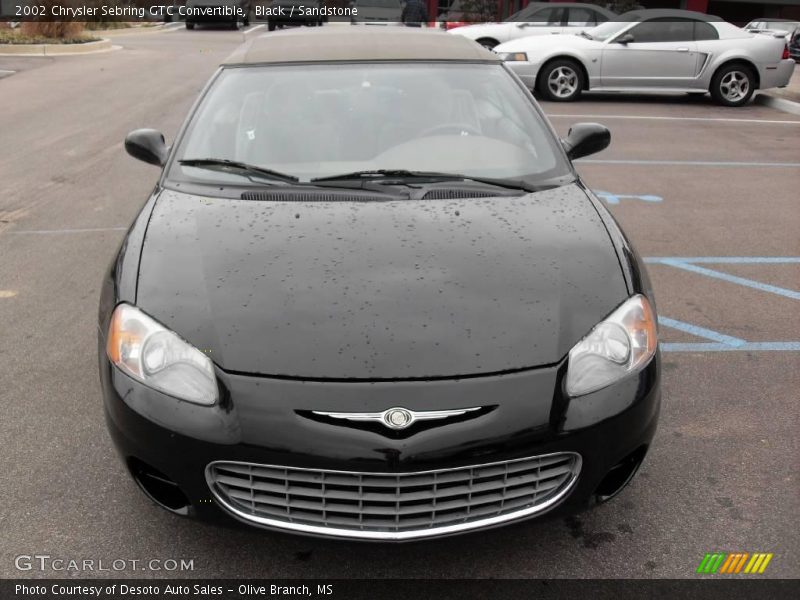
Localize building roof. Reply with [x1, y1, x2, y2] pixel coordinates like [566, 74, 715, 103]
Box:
[223, 28, 500, 66]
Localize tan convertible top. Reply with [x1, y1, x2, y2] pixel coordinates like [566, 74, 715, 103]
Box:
[223, 28, 500, 65]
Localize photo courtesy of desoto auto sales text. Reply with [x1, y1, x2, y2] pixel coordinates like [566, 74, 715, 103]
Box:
[0, 0, 797, 598]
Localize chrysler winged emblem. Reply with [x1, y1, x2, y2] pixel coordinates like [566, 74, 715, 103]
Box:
[312, 406, 481, 430]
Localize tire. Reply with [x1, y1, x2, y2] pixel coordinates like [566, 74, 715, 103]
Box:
[231, 18, 239, 30]
[185, 22, 195, 30]
[710, 63, 756, 107]
[475, 38, 499, 50]
[268, 21, 276, 31]
[537, 59, 584, 102]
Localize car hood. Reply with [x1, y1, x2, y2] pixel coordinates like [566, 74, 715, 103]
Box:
[496, 33, 599, 53]
[451, 23, 514, 40]
[136, 184, 627, 379]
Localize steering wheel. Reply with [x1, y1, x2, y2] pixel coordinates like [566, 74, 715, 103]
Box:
[418, 123, 482, 138]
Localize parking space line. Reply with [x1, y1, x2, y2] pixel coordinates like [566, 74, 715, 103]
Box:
[547, 114, 800, 125]
[650, 258, 800, 300]
[577, 159, 800, 167]
[7, 227, 127, 234]
[662, 341, 800, 352]
[647, 257, 800, 264]
[651, 258, 799, 352]
[594, 190, 662, 204]
[658, 317, 800, 352]
[658, 317, 746, 347]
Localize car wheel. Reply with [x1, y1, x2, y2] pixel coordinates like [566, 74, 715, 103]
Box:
[537, 59, 584, 102]
[185, 22, 195, 30]
[231, 18, 239, 30]
[475, 38, 499, 50]
[268, 21, 276, 31]
[711, 64, 755, 107]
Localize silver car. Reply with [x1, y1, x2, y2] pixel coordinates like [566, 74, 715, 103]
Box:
[495, 9, 795, 107]
[744, 18, 800, 43]
[449, 2, 616, 49]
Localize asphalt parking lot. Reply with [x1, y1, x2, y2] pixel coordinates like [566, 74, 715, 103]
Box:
[0, 26, 798, 579]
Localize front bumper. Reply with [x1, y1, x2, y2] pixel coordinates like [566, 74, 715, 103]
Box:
[504, 60, 541, 90]
[100, 349, 660, 540]
[760, 59, 796, 89]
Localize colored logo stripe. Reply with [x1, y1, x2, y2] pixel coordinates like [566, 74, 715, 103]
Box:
[697, 553, 726, 573]
[719, 553, 749, 573]
[744, 553, 773, 574]
[697, 552, 773, 574]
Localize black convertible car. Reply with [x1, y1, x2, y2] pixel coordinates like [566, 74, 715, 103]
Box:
[99, 28, 660, 540]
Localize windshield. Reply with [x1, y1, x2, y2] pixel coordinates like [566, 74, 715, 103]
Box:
[587, 19, 638, 41]
[766, 21, 799, 31]
[169, 63, 569, 186]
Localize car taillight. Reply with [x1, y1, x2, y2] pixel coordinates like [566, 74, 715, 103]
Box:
[783, 44, 790, 60]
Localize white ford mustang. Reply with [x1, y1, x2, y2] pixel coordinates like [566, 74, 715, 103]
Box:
[495, 9, 795, 107]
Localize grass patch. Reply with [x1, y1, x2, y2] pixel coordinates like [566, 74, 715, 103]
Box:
[0, 30, 100, 45]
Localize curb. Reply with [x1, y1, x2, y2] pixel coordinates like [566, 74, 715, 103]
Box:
[92, 22, 183, 36]
[754, 92, 800, 116]
[0, 38, 114, 56]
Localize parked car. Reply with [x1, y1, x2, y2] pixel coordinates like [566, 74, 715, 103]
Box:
[103, 28, 661, 540]
[438, 0, 466, 30]
[790, 30, 800, 61]
[449, 2, 616, 49]
[744, 18, 800, 42]
[266, 0, 326, 30]
[495, 9, 795, 106]
[185, 0, 252, 29]
[438, 0, 494, 31]
[350, 0, 403, 25]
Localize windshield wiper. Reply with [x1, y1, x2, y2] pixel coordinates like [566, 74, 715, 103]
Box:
[578, 30, 593, 40]
[179, 158, 299, 184]
[311, 170, 548, 193]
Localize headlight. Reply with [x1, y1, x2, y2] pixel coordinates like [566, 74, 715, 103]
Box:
[106, 304, 218, 405]
[565, 295, 657, 397]
[498, 52, 529, 62]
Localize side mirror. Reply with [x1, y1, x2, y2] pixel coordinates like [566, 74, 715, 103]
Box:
[125, 129, 168, 166]
[615, 33, 634, 44]
[562, 123, 610, 160]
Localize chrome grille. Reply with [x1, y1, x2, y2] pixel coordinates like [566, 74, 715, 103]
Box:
[206, 453, 581, 540]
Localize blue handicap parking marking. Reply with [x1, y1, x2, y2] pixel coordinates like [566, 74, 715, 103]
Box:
[646, 257, 800, 301]
[658, 317, 746, 347]
[645, 257, 800, 352]
[657, 317, 800, 352]
[594, 190, 663, 205]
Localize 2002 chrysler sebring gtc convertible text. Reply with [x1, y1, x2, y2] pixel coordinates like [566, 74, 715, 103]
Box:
[98, 29, 660, 541]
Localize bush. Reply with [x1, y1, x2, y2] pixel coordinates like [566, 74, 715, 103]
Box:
[20, 21, 85, 39]
[18, 0, 85, 39]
